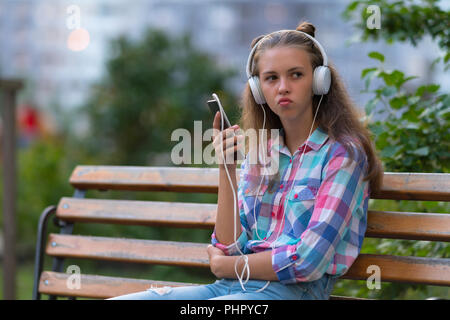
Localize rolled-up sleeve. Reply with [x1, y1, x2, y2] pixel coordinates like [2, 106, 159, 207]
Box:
[272, 143, 369, 284]
[211, 225, 248, 256]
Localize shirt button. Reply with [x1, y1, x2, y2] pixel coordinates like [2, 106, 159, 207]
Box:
[289, 159, 292, 163]
[245, 188, 249, 194]
[280, 184, 284, 189]
[292, 255, 298, 261]
[294, 193, 298, 199]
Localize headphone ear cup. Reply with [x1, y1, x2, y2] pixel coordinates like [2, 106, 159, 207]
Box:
[313, 66, 331, 95]
[249, 76, 266, 105]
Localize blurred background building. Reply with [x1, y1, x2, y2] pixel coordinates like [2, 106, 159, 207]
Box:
[0, 0, 448, 140]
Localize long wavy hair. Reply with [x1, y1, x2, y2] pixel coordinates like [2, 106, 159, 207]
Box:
[239, 21, 384, 195]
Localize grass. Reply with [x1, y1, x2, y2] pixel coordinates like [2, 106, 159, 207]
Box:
[0, 261, 35, 300]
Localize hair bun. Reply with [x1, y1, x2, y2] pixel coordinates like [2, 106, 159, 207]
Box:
[250, 35, 265, 48]
[296, 21, 316, 38]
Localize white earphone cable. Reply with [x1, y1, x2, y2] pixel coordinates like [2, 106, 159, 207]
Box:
[214, 94, 251, 291]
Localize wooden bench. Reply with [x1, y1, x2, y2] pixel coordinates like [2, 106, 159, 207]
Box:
[33, 165, 450, 300]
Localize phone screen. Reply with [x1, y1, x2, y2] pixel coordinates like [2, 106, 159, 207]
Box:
[207, 99, 231, 129]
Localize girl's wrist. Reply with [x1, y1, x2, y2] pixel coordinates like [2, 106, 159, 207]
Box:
[219, 163, 237, 171]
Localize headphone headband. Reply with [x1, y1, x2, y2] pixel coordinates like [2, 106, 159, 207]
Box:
[246, 30, 328, 79]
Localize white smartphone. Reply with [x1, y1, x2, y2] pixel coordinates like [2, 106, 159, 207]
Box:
[206, 93, 244, 161]
[207, 93, 231, 130]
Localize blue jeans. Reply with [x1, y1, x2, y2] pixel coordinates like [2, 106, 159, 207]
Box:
[108, 274, 337, 300]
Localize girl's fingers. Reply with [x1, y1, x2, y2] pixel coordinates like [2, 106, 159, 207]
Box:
[212, 112, 221, 131]
[213, 133, 243, 151]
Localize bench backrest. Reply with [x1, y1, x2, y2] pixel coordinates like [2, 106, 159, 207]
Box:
[34, 166, 450, 299]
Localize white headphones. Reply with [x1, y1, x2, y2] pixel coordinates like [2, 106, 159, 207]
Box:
[245, 29, 331, 104]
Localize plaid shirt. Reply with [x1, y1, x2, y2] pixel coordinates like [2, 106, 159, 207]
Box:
[211, 126, 370, 284]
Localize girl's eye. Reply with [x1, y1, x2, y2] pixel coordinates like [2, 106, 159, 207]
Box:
[265, 75, 277, 81]
[293, 72, 303, 78]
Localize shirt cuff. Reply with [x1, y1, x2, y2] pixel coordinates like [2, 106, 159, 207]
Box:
[272, 244, 300, 284]
[211, 226, 248, 256]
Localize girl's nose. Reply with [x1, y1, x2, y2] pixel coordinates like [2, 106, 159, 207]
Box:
[278, 77, 290, 94]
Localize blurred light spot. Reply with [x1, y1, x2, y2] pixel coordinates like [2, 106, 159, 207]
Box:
[67, 28, 90, 52]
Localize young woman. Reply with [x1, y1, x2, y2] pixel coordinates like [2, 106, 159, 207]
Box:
[110, 21, 383, 300]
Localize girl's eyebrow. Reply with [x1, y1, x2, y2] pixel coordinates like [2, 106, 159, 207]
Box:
[262, 66, 305, 75]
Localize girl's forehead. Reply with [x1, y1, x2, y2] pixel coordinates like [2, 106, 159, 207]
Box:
[258, 46, 311, 71]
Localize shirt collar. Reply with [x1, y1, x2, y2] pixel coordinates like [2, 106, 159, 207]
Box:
[270, 126, 329, 156]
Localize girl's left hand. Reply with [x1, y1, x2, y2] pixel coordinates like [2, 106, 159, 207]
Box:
[207, 245, 226, 278]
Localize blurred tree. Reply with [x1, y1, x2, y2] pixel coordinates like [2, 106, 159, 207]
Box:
[80, 28, 238, 165]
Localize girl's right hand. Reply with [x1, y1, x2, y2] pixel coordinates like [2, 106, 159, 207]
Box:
[212, 111, 244, 166]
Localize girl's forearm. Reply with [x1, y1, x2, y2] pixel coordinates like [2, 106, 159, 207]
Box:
[214, 165, 242, 245]
[215, 250, 279, 281]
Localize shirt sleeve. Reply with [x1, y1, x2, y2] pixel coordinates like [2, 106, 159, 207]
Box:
[211, 157, 249, 256]
[272, 142, 369, 284]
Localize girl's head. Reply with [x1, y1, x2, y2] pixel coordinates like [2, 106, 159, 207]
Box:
[240, 21, 383, 194]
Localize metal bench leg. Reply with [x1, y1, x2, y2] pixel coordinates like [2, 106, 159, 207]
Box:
[32, 205, 56, 300]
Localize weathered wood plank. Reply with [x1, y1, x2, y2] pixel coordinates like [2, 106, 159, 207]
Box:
[46, 234, 450, 286]
[70, 166, 450, 201]
[38, 271, 368, 300]
[55, 198, 450, 242]
[39, 271, 198, 299]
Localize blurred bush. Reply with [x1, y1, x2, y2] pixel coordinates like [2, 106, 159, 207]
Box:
[340, 0, 450, 299]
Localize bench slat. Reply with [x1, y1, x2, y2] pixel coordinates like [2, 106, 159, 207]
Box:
[38, 271, 366, 300]
[70, 166, 450, 201]
[46, 234, 450, 286]
[342, 254, 450, 287]
[70, 166, 219, 193]
[39, 271, 198, 299]
[46, 234, 210, 267]
[56, 198, 450, 242]
[365, 210, 450, 242]
[56, 197, 216, 229]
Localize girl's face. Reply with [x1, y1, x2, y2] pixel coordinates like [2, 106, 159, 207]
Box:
[258, 46, 314, 125]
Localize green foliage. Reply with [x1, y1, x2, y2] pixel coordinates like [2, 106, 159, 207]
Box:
[341, 0, 450, 299]
[0, 137, 75, 250]
[343, 0, 450, 68]
[80, 28, 238, 165]
[362, 51, 450, 173]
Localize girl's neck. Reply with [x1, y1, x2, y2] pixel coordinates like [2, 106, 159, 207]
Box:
[283, 119, 318, 156]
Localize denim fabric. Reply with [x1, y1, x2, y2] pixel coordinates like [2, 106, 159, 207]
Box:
[108, 273, 337, 300]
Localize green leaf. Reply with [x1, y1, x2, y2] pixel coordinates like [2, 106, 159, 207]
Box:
[404, 122, 420, 130]
[426, 84, 440, 93]
[389, 96, 406, 109]
[361, 67, 378, 78]
[410, 147, 429, 156]
[381, 86, 397, 97]
[437, 106, 450, 118]
[407, 96, 421, 105]
[417, 84, 440, 96]
[368, 51, 385, 63]
[347, 1, 360, 12]
[364, 69, 379, 91]
[381, 145, 401, 158]
[365, 97, 379, 115]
